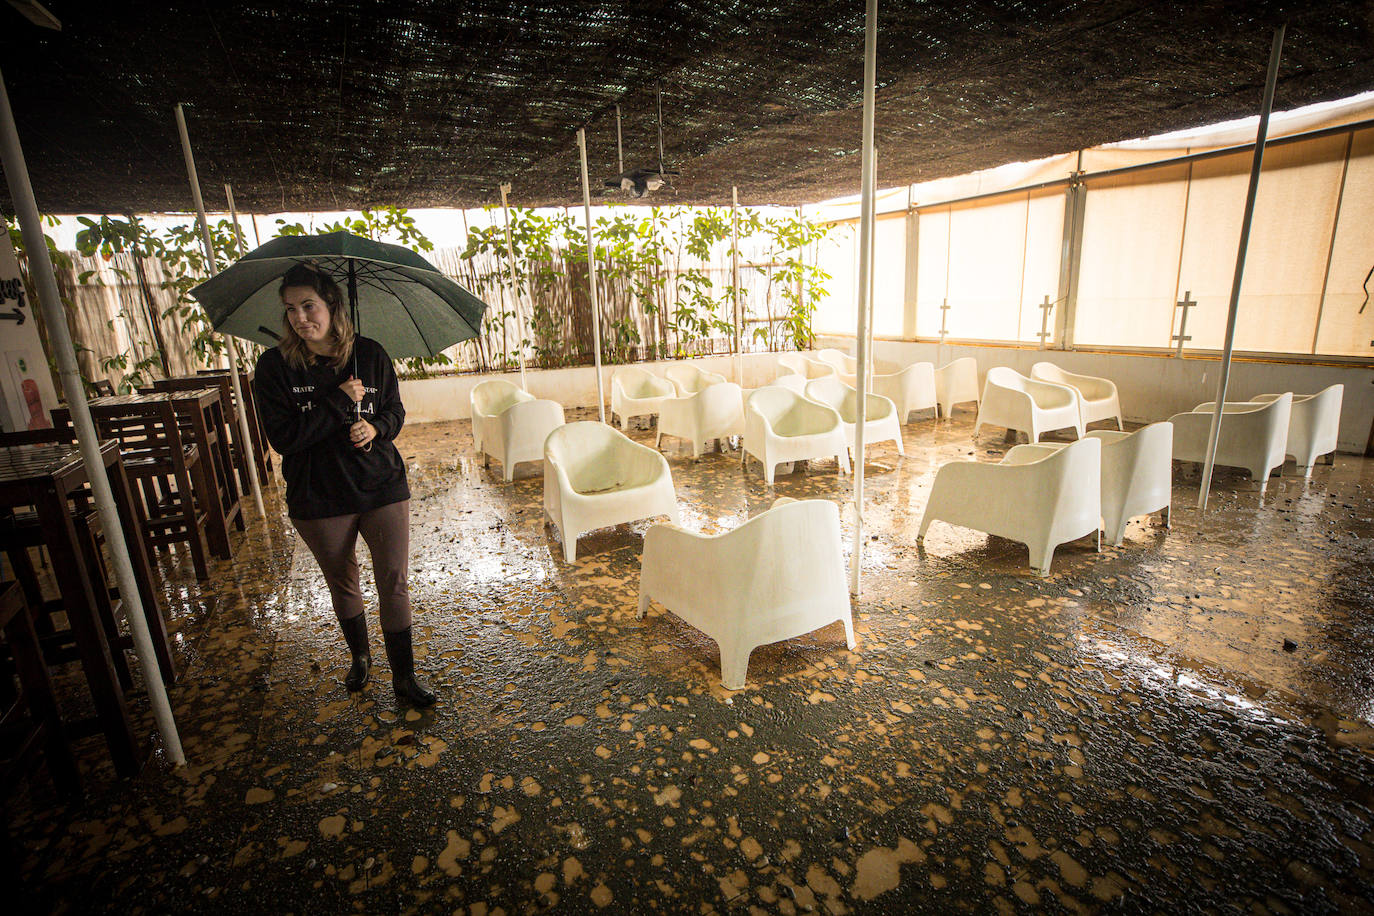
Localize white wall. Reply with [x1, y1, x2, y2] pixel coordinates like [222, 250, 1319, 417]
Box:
[400, 353, 783, 423]
[817, 336, 1374, 454]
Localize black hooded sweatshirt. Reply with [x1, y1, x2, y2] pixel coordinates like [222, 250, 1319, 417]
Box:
[254, 336, 410, 520]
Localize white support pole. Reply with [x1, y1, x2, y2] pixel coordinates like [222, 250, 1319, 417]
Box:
[577, 128, 606, 422]
[731, 186, 743, 385]
[865, 162, 876, 395]
[615, 104, 624, 175]
[1199, 25, 1284, 512]
[221, 181, 267, 519]
[0, 67, 185, 764]
[850, 0, 878, 596]
[498, 182, 528, 390]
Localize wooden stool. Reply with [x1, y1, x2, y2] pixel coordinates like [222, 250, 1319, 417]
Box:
[0, 581, 82, 800]
[56, 398, 213, 580]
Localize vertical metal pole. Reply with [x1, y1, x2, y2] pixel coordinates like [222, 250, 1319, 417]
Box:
[902, 190, 918, 340]
[850, 0, 878, 596]
[865, 149, 877, 392]
[656, 86, 666, 174]
[577, 128, 606, 422]
[220, 180, 267, 518]
[499, 183, 528, 390]
[1311, 131, 1353, 354]
[1199, 25, 1285, 511]
[732, 186, 743, 385]
[1055, 155, 1086, 350]
[0, 67, 184, 764]
[615, 104, 624, 175]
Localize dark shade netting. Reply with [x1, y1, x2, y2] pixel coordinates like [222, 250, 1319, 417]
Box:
[1, 0, 1372, 213]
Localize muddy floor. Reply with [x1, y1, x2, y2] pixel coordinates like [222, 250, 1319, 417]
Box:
[10, 406, 1374, 914]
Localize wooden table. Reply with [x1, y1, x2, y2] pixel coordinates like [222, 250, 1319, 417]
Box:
[0, 440, 171, 777]
[157, 373, 270, 498]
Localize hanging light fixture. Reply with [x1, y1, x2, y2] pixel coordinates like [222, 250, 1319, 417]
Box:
[604, 85, 679, 198]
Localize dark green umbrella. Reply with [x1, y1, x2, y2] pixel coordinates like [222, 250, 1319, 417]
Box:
[190, 230, 488, 358]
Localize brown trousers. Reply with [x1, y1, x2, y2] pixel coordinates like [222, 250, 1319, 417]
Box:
[291, 500, 411, 633]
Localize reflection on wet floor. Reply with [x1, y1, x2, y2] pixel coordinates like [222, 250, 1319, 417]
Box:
[11, 406, 1374, 913]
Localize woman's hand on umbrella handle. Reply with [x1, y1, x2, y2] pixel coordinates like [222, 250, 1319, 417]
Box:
[349, 419, 377, 449]
[339, 376, 365, 403]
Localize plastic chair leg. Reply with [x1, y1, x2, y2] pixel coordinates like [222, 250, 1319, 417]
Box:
[719, 643, 752, 691]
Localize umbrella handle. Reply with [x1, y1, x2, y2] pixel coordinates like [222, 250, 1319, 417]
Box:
[356, 400, 372, 452]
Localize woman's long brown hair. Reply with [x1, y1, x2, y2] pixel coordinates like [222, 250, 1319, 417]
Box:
[277, 263, 355, 371]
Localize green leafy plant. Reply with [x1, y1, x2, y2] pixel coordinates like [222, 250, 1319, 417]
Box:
[457, 204, 833, 369]
[72, 213, 245, 372]
[669, 209, 734, 356]
[759, 210, 834, 350]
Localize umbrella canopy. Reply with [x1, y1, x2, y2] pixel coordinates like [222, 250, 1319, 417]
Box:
[190, 230, 488, 358]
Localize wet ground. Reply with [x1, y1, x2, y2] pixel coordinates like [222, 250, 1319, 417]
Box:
[10, 406, 1374, 914]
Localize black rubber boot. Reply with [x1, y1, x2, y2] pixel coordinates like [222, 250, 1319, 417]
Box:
[383, 627, 436, 707]
[338, 613, 371, 692]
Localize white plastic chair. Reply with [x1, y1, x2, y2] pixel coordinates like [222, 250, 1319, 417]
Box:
[657, 382, 745, 458]
[610, 366, 675, 430]
[1248, 385, 1342, 477]
[1093, 423, 1172, 545]
[471, 379, 533, 457]
[804, 377, 904, 457]
[918, 436, 1102, 576]
[934, 357, 980, 419]
[1030, 362, 1123, 430]
[768, 374, 808, 395]
[543, 421, 680, 563]
[638, 498, 855, 690]
[665, 363, 727, 397]
[1169, 393, 1291, 495]
[814, 349, 852, 375]
[485, 398, 566, 482]
[742, 388, 850, 484]
[974, 366, 1083, 442]
[777, 352, 838, 380]
[818, 349, 900, 377]
[739, 374, 805, 416]
[1012, 422, 1173, 547]
[852, 362, 938, 424]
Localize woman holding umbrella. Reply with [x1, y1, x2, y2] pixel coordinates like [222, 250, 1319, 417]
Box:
[253, 262, 436, 707]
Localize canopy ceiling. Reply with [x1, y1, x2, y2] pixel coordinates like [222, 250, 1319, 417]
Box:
[1, 0, 1372, 214]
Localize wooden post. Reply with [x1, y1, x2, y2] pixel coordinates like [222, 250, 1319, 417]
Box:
[221, 181, 267, 518]
[499, 182, 528, 390]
